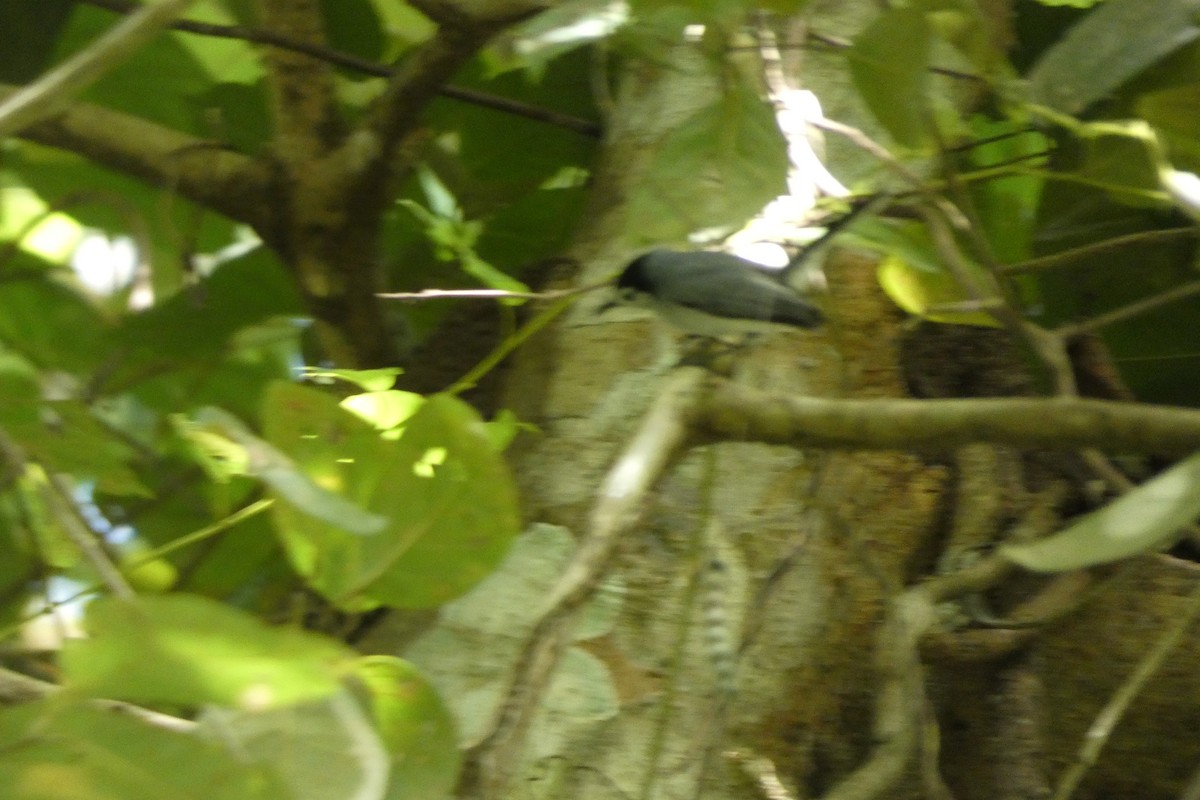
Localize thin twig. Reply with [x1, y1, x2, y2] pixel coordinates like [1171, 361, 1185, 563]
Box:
[0, 666, 196, 732]
[44, 473, 135, 600]
[1050, 579, 1200, 800]
[74, 0, 601, 137]
[808, 116, 927, 190]
[0, 432, 134, 600]
[1056, 278, 1200, 339]
[377, 282, 605, 303]
[459, 367, 706, 798]
[1000, 228, 1200, 275]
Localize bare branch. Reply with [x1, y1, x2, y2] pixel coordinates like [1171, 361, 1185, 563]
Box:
[0, 431, 133, 600]
[0, 0, 197, 137]
[460, 367, 705, 798]
[1000, 228, 1200, 276]
[43, 473, 135, 600]
[695, 381, 1200, 456]
[254, 0, 341, 162]
[359, 1, 548, 166]
[1056, 278, 1200, 339]
[4, 85, 272, 228]
[1050, 580, 1200, 800]
[378, 281, 603, 302]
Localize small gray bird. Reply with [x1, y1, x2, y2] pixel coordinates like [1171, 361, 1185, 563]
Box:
[613, 249, 824, 337]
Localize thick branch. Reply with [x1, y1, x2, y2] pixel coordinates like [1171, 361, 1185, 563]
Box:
[694, 382, 1200, 456]
[253, 0, 341, 161]
[3, 86, 272, 228]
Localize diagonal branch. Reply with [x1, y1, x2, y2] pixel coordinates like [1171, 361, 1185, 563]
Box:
[356, 1, 549, 180]
[0, 0, 197, 137]
[4, 85, 272, 227]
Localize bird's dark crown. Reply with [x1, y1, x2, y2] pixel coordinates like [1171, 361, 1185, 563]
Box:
[616, 253, 658, 291]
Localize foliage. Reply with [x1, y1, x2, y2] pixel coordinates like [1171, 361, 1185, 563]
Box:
[1, 0, 1200, 797]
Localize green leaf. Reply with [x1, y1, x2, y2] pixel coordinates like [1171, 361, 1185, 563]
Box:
[0, 502, 37, 627]
[114, 246, 303, 366]
[0, 353, 42, 429]
[0, 270, 108, 372]
[848, 8, 932, 148]
[876, 254, 1003, 327]
[1026, 0, 1200, 115]
[624, 81, 789, 243]
[62, 593, 355, 708]
[189, 80, 273, 155]
[963, 117, 1048, 263]
[198, 690, 390, 800]
[1138, 83, 1200, 166]
[15, 469, 78, 571]
[459, 251, 529, 293]
[341, 390, 426, 430]
[303, 367, 405, 393]
[169, 1, 264, 85]
[265, 383, 521, 610]
[1002, 451, 1200, 572]
[424, 49, 598, 187]
[843, 218, 946, 274]
[353, 656, 462, 800]
[0, 700, 288, 800]
[322, 0, 386, 63]
[918, 0, 1015, 79]
[845, 216, 1003, 325]
[475, 185, 588, 271]
[17, 401, 149, 496]
[52, 7, 210, 133]
[5, 142, 245, 300]
[189, 406, 388, 536]
[1077, 134, 1165, 206]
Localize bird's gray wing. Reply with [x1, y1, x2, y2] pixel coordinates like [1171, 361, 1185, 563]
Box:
[653, 253, 824, 328]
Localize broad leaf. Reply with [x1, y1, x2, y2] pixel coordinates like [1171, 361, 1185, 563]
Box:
[265, 383, 520, 610]
[848, 7, 932, 148]
[0, 0, 72, 82]
[62, 593, 356, 708]
[188, 406, 388, 536]
[1026, 0, 1200, 115]
[0, 700, 288, 800]
[353, 657, 462, 800]
[0, 269, 108, 373]
[1002, 451, 1200, 572]
[17, 401, 149, 496]
[624, 80, 789, 243]
[199, 690, 390, 800]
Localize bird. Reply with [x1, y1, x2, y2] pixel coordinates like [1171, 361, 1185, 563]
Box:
[611, 249, 824, 337]
[607, 197, 892, 336]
